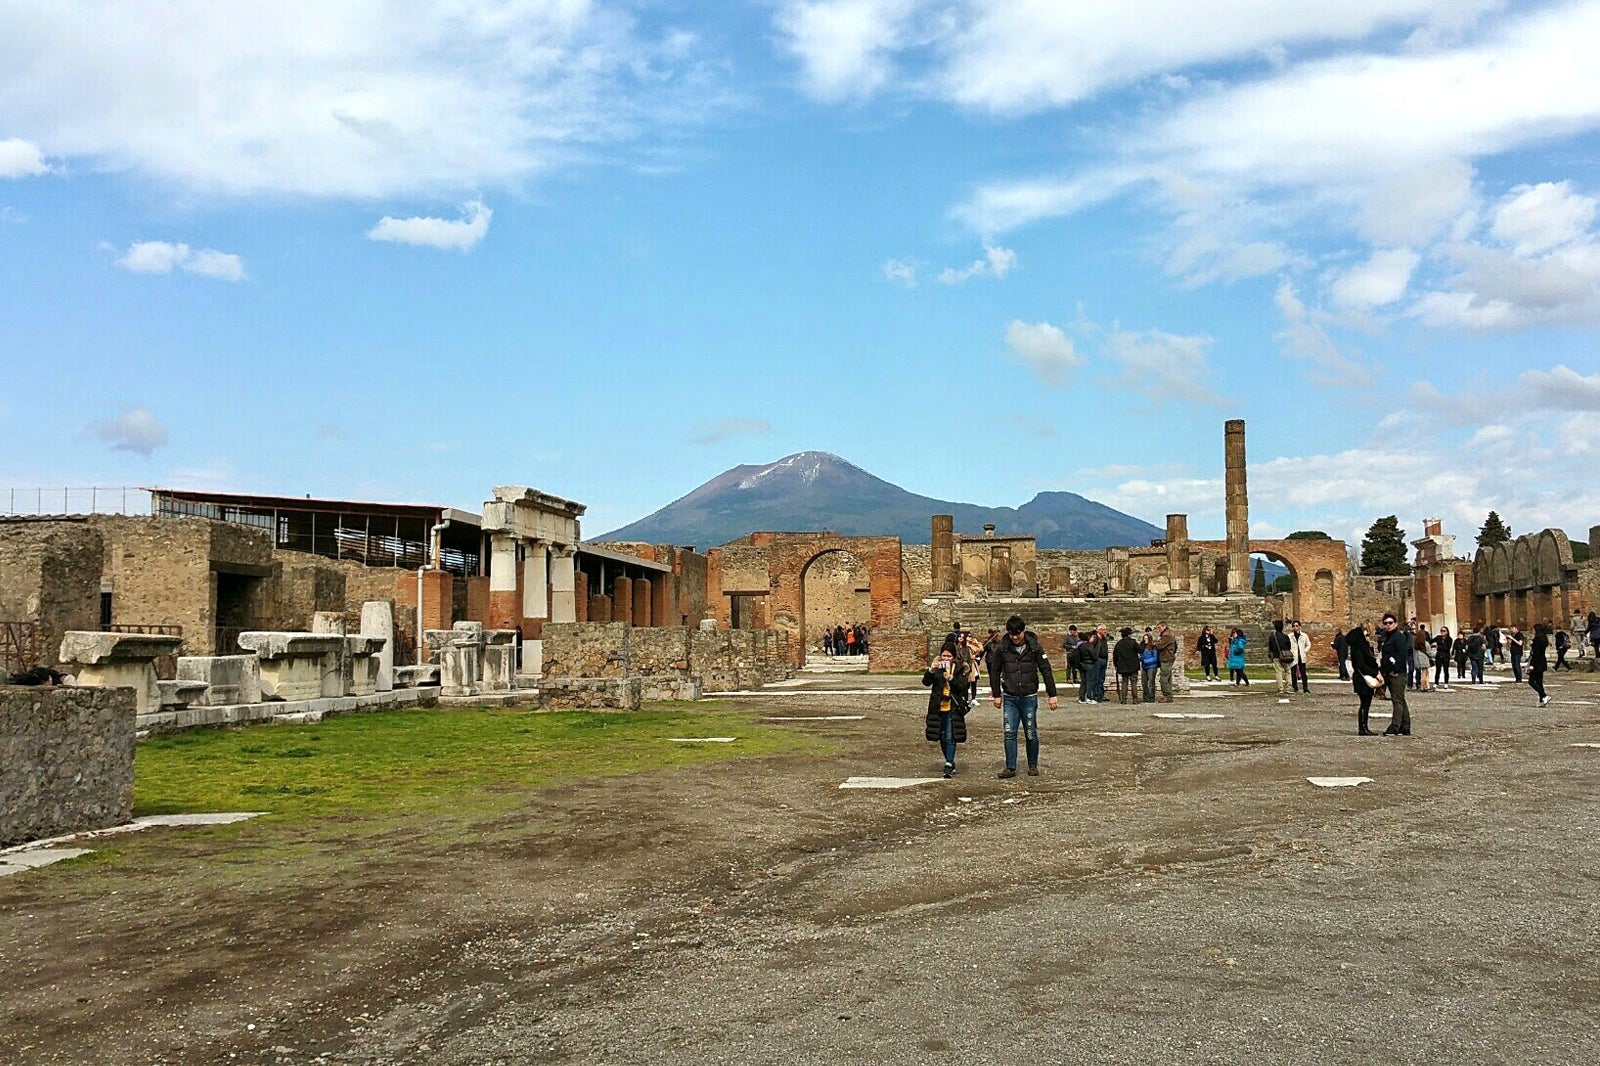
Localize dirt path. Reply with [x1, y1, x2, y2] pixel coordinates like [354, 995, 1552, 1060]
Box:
[5, 672, 1600, 1064]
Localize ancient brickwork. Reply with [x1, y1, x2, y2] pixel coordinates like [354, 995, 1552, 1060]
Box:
[1189, 537, 1352, 626]
[764, 534, 902, 668]
[540, 622, 790, 691]
[1, 685, 135, 846]
[1348, 576, 1408, 626]
[866, 631, 929, 674]
[955, 534, 1036, 597]
[1472, 528, 1581, 629]
[901, 543, 934, 605]
[803, 550, 871, 630]
[0, 520, 103, 668]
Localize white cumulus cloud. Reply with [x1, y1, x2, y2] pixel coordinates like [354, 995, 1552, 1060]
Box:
[777, 0, 916, 101]
[1330, 248, 1420, 309]
[936, 244, 1016, 284]
[0, 136, 47, 177]
[1004, 320, 1080, 385]
[883, 257, 917, 288]
[114, 240, 246, 280]
[1489, 181, 1598, 256]
[88, 406, 169, 456]
[366, 200, 492, 252]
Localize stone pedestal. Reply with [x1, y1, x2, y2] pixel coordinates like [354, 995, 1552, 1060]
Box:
[932, 515, 958, 594]
[157, 679, 210, 709]
[359, 601, 396, 692]
[345, 636, 386, 697]
[177, 655, 263, 706]
[59, 632, 185, 716]
[550, 548, 578, 624]
[429, 622, 516, 696]
[237, 632, 346, 702]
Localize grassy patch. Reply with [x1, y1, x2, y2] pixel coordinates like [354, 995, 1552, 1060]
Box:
[135, 705, 823, 824]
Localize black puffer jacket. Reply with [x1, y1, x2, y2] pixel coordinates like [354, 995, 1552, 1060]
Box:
[1112, 636, 1142, 675]
[923, 667, 969, 743]
[986, 632, 1057, 698]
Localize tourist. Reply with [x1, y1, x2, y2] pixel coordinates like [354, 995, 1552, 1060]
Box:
[1154, 621, 1178, 703]
[923, 645, 970, 778]
[1433, 627, 1454, 688]
[1267, 620, 1293, 695]
[1330, 626, 1349, 681]
[1093, 623, 1111, 702]
[1346, 623, 1382, 736]
[945, 621, 964, 653]
[963, 631, 984, 705]
[834, 624, 847, 658]
[1555, 627, 1573, 670]
[822, 627, 834, 657]
[1506, 625, 1525, 684]
[1196, 625, 1220, 682]
[844, 625, 856, 656]
[1454, 629, 1470, 681]
[1485, 621, 1500, 667]
[1466, 627, 1486, 684]
[1112, 626, 1141, 704]
[1529, 622, 1551, 707]
[1587, 612, 1600, 659]
[1139, 631, 1159, 703]
[1074, 628, 1100, 704]
[986, 614, 1059, 779]
[1379, 613, 1412, 736]
[1287, 620, 1311, 696]
[1062, 624, 1082, 685]
[1413, 628, 1433, 693]
[856, 623, 870, 657]
[1227, 627, 1249, 685]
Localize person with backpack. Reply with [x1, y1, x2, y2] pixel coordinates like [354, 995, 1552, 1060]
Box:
[986, 614, 1058, 779]
[1074, 629, 1100, 704]
[1267, 620, 1293, 695]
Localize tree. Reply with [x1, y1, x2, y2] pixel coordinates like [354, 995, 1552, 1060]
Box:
[1360, 516, 1411, 575]
[1252, 558, 1267, 594]
[1575, 541, 1593, 564]
[1286, 530, 1332, 540]
[1477, 510, 1512, 549]
[1271, 575, 1295, 593]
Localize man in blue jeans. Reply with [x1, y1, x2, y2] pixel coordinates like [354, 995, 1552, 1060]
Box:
[987, 614, 1059, 778]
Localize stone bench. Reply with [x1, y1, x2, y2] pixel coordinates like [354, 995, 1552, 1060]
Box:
[157, 679, 210, 710]
[236, 632, 345, 702]
[176, 655, 263, 706]
[394, 664, 440, 687]
[59, 631, 185, 715]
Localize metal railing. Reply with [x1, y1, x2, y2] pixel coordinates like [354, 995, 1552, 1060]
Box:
[2, 487, 152, 516]
[1, 620, 43, 674]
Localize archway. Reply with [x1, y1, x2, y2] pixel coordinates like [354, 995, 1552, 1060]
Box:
[802, 549, 871, 659]
[761, 533, 903, 668]
[1249, 550, 1301, 620]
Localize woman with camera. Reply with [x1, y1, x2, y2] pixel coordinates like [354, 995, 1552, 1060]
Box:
[923, 645, 971, 778]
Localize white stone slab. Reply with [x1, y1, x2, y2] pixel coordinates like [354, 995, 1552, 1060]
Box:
[1307, 777, 1373, 788]
[670, 737, 738, 743]
[1561, 700, 1596, 705]
[709, 689, 920, 696]
[0, 848, 93, 876]
[1096, 731, 1145, 737]
[1152, 713, 1225, 719]
[839, 776, 942, 790]
[0, 812, 264, 858]
[765, 715, 866, 721]
[1568, 742, 1600, 748]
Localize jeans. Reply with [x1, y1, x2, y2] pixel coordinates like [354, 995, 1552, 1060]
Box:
[1093, 660, 1108, 701]
[939, 712, 956, 767]
[1118, 672, 1138, 703]
[1511, 653, 1523, 683]
[1078, 669, 1094, 702]
[1470, 655, 1485, 684]
[1434, 659, 1448, 685]
[1002, 693, 1039, 770]
[1141, 668, 1156, 702]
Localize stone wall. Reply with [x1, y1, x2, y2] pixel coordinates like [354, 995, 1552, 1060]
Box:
[901, 543, 933, 605]
[1, 685, 135, 846]
[1349, 576, 1408, 626]
[866, 631, 930, 674]
[540, 622, 791, 692]
[0, 520, 103, 669]
[803, 550, 872, 630]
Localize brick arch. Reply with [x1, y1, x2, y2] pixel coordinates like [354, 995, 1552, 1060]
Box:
[1511, 537, 1535, 587]
[1191, 536, 1351, 624]
[763, 534, 903, 668]
[1535, 529, 1574, 584]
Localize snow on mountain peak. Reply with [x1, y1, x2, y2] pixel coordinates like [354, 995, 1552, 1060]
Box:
[735, 451, 854, 490]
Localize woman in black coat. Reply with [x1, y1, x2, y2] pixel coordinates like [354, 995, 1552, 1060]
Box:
[923, 645, 970, 778]
[1347, 624, 1382, 736]
[1529, 623, 1551, 707]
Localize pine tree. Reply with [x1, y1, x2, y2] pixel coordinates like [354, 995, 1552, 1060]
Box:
[1285, 530, 1331, 540]
[1252, 558, 1267, 594]
[1477, 510, 1512, 549]
[1360, 516, 1411, 575]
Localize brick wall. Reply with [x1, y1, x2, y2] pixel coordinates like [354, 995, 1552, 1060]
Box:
[867, 631, 930, 673]
[0, 521, 103, 668]
[540, 622, 791, 691]
[1, 685, 135, 846]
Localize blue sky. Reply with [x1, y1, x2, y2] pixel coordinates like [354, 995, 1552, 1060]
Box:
[4, 1, 1600, 549]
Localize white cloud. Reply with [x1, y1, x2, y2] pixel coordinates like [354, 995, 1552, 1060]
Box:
[0, 3, 721, 198]
[1489, 181, 1598, 256]
[883, 257, 918, 288]
[0, 136, 47, 177]
[936, 244, 1016, 284]
[690, 418, 775, 446]
[1273, 280, 1372, 386]
[777, 0, 916, 101]
[1330, 248, 1420, 309]
[1004, 320, 1080, 385]
[88, 406, 169, 456]
[1101, 324, 1223, 406]
[114, 240, 246, 280]
[366, 201, 492, 252]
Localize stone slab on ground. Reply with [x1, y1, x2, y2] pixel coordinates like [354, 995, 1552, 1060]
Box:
[670, 737, 738, 743]
[766, 715, 866, 722]
[838, 776, 943, 790]
[1307, 776, 1374, 787]
[1095, 731, 1145, 737]
[135, 687, 435, 737]
[0, 848, 93, 876]
[1152, 713, 1226, 719]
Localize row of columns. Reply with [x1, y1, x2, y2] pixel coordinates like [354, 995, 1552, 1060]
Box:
[487, 535, 578, 632]
[585, 573, 675, 627]
[1476, 585, 1569, 631]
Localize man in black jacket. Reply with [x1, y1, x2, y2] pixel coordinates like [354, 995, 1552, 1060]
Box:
[1379, 613, 1412, 735]
[988, 614, 1058, 778]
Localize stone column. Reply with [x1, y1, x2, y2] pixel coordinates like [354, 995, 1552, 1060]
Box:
[549, 547, 577, 624]
[522, 539, 550, 628]
[613, 576, 634, 626]
[1224, 419, 1251, 593]
[1165, 514, 1192, 594]
[488, 533, 520, 631]
[652, 575, 672, 627]
[633, 579, 652, 629]
[932, 515, 957, 594]
[359, 601, 395, 692]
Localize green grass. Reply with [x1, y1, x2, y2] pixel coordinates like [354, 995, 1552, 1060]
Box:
[134, 705, 822, 824]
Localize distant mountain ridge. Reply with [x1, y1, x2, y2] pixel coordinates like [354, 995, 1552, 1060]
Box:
[595, 451, 1163, 550]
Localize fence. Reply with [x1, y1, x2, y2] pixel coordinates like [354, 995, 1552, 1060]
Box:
[2, 487, 152, 517]
[1, 620, 42, 675]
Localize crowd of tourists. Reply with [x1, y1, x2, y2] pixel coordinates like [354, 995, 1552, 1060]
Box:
[819, 623, 871, 657]
[917, 609, 1593, 780]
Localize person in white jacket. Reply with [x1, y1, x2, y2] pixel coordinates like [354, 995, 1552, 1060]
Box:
[1288, 619, 1313, 695]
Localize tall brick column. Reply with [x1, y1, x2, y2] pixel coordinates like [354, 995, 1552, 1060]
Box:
[932, 515, 957, 594]
[652, 575, 672, 627]
[1165, 513, 1191, 593]
[633, 579, 652, 629]
[613, 576, 633, 626]
[1224, 419, 1251, 593]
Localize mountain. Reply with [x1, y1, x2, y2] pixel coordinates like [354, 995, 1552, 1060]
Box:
[594, 451, 1164, 550]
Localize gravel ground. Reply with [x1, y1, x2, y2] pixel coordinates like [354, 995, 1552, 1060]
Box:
[4, 668, 1599, 1065]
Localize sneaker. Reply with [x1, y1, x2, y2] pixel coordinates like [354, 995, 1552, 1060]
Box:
[1539, 695, 1551, 707]
[997, 767, 1017, 779]
[1026, 766, 1039, 777]
[943, 763, 955, 779]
